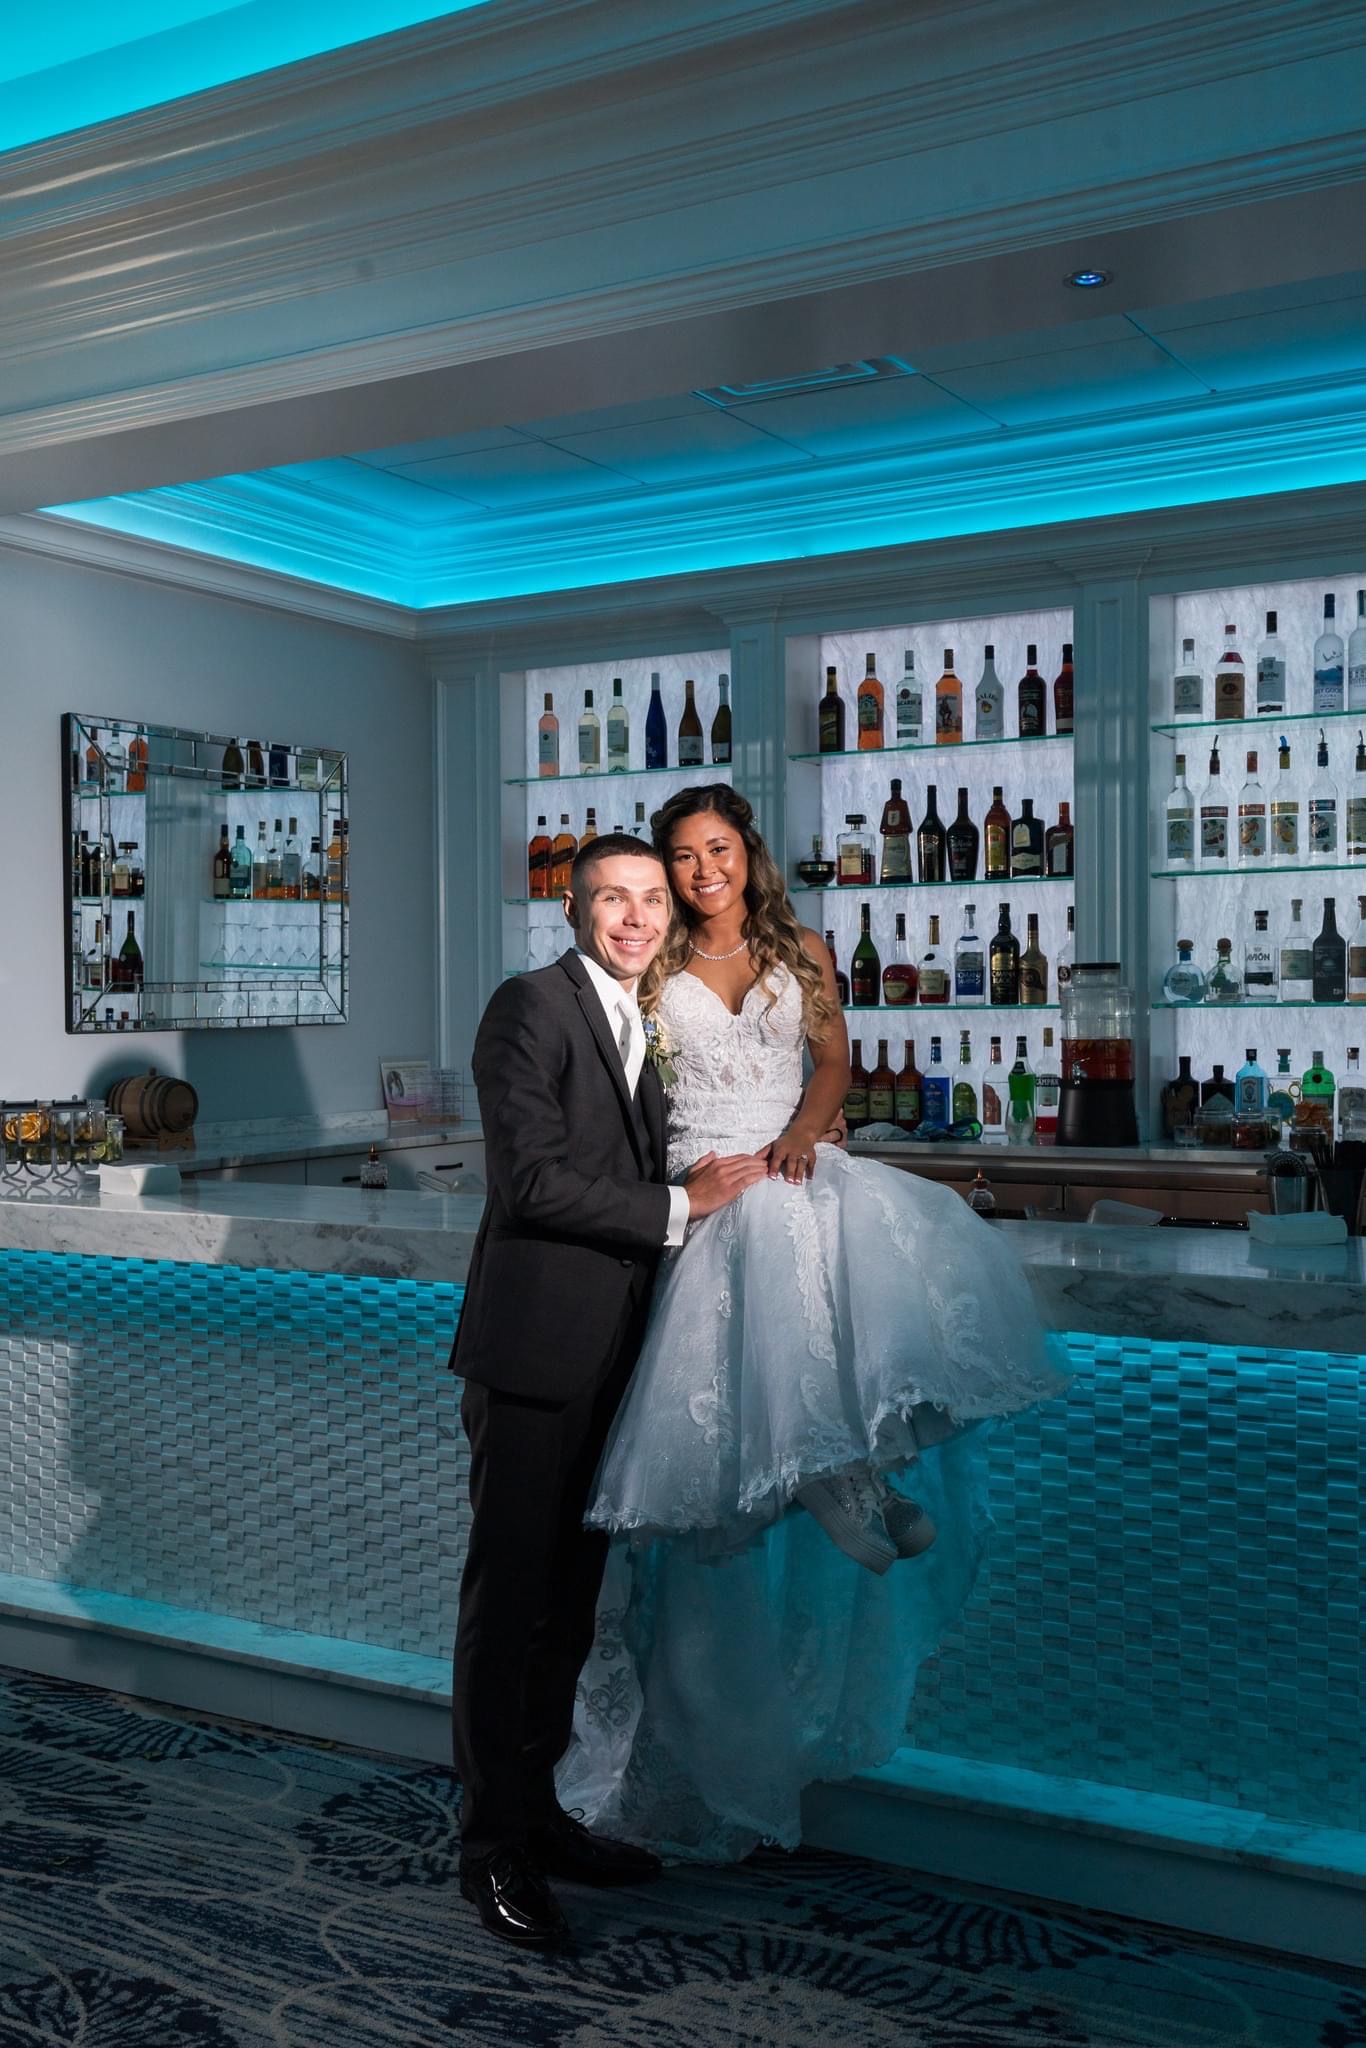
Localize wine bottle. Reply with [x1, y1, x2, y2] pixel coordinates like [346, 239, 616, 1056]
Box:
[528, 817, 552, 897]
[1010, 797, 1044, 879]
[918, 915, 950, 1004]
[678, 679, 704, 767]
[825, 929, 850, 1007]
[1053, 642, 1074, 736]
[818, 666, 845, 753]
[1017, 645, 1046, 738]
[212, 824, 231, 900]
[1256, 611, 1286, 714]
[607, 677, 630, 771]
[645, 673, 668, 769]
[844, 1039, 870, 1131]
[868, 1039, 896, 1122]
[879, 779, 913, 882]
[551, 815, 577, 894]
[221, 738, 244, 791]
[1213, 623, 1245, 720]
[115, 910, 143, 991]
[850, 904, 881, 1007]
[894, 1039, 922, 1131]
[974, 644, 1004, 740]
[857, 652, 885, 750]
[1172, 636, 1202, 720]
[711, 673, 732, 764]
[934, 648, 963, 745]
[1312, 897, 1346, 1002]
[946, 787, 979, 881]
[1236, 750, 1267, 865]
[916, 785, 946, 883]
[1313, 595, 1344, 714]
[1046, 800, 1075, 876]
[896, 653, 922, 744]
[578, 689, 602, 771]
[1308, 730, 1340, 861]
[1020, 912, 1048, 1004]
[989, 903, 1020, 1004]
[953, 903, 985, 1004]
[537, 693, 560, 777]
[882, 912, 918, 1005]
[983, 785, 1011, 879]
[1271, 737, 1299, 863]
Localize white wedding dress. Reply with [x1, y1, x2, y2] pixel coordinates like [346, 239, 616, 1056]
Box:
[559, 965, 1069, 1860]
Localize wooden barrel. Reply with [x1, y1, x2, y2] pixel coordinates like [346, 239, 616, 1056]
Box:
[106, 1069, 198, 1142]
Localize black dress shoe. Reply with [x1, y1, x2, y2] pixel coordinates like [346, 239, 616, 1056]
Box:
[528, 1808, 662, 1888]
[460, 1844, 572, 1947]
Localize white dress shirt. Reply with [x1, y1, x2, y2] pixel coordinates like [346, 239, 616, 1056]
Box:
[576, 950, 690, 1247]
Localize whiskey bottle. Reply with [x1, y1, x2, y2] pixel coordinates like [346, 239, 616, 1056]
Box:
[1165, 756, 1195, 870]
[918, 915, 950, 1004]
[579, 807, 599, 848]
[1020, 912, 1048, 1004]
[1349, 896, 1366, 1002]
[1017, 645, 1046, 738]
[1256, 611, 1286, 714]
[538, 693, 560, 777]
[578, 689, 602, 772]
[1312, 897, 1346, 1002]
[1313, 595, 1344, 713]
[607, 677, 630, 771]
[837, 814, 874, 886]
[881, 913, 918, 1005]
[127, 843, 144, 900]
[110, 843, 131, 899]
[283, 818, 303, 901]
[114, 910, 143, 991]
[246, 740, 266, 789]
[1236, 751, 1267, 865]
[844, 1039, 870, 1131]
[252, 821, 269, 900]
[894, 1039, 922, 1131]
[850, 904, 881, 1006]
[981, 1035, 1005, 1137]
[267, 819, 285, 901]
[1213, 623, 1246, 720]
[819, 665, 845, 753]
[1200, 742, 1229, 866]
[983, 785, 1011, 879]
[916, 785, 946, 883]
[1160, 1054, 1199, 1136]
[213, 824, 231, 900]
[230, 825, 252, 900]
[645, 673, 668, 769]
[528, 816, 552, 898]
[1278, 898, 1312, 1001]
[879, 779, 913, 882]
[1045, 800, 1074, 877]
[946, 787, 979, 881]
[896, 652, 922, 744]
[1172, 637, 1202, 720]
[825, 929, 850, 1006]
[952, 1030, 978, 1124]
[1010, 797, 1044, 879]
[857, 652, 885, 750]
[222, 737, 244, 790]
[550, 815, 577, 894]
[1034, 1026, 1060, 1141]
[921, 1036, 951, 1127]
[934, 648, 963, 745]
[1243, 909, 1275, 998]
[974, 644, 1004, 740]
[1308, 730, 1340, 860]
[1271, 737, 1300, 862]
[989, 903, 1020, 1004]
[678, 679, 704, 766]
[953, 903, 985, 1004]
[1053, 642, 1074, 736]
[711, 673, 732, 764]
[868, 1039, 896, 1122]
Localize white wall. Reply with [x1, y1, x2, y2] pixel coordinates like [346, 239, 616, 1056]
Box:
[0, 545, 436, 1123]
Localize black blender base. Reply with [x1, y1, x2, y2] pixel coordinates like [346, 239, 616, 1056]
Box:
[1056, 1082, 1139, 1148]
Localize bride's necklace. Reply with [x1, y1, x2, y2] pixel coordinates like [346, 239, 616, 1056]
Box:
[689, 935, 748, 962]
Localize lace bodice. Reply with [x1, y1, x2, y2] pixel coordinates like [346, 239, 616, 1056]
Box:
[657, 966, 805, 1176]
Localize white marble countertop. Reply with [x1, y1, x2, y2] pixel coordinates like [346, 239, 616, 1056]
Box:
[178, 1113, 483, 1172]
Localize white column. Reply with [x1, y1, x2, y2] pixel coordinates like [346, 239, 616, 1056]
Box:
[723, 610, 788, 867]
[432, 655, 503, 1071]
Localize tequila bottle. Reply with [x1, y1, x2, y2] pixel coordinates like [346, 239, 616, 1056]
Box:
[896, 652, 922, 744]
[1161, 938, 1206, 1005]
[1270, 737, 1299, 863]
[1165, 754, 1195, 869]
[1279, 898, 1313, 1001]
[1172, 635, 1202, 720]
[1308, 730, 1340, 861]
[1205, 936, 1241, 1003]
[1256, 610, 1286, 715]
[1243, 909, 1276, 999]
[1313, 595, 1344, 714]
[953, 904, 985, 1004]
[974, 644, 1004, 739]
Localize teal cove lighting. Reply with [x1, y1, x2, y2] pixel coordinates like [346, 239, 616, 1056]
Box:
[0, 3, 493, 155]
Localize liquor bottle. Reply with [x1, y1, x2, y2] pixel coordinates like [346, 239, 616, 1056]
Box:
[1213, 623, 1246, 720]
[1206, 936, 1241, 1003]
[916, 785, 946, 883]
[75, 829, 92, 897]
[896, 652, 922, 744]
[1308, 730, 1340, 860]
[528, 816, 552, 897]
[296, 749, 319, 792]
[1350, 592, 1366, 711]
[1161, 937, 1206, 1004]
[1349, 733, 1366, 858]
[678, 679, 704, 766]
[252, 821, 269, 899]
[1165, 755, 1195, 869]
[1034, 1026, 1060, 1142]
[918, 915, 950, 1004]
[221, 738, 244, 790]
[1020, 913, 1048, 1004]
[114, 910, 143, 991]
[837, 814, 874, 886]
[1339, 1047, 1366, 1138]
[856, 652, 885, 750]
[1160, 1054, 1199, 1136]
[1199, 741, 1228, 866]
[882, 913, 918, 1005]
[266, 819, 285, 901]
[1297, 1050, 1336, 1135]
[868, 1039, 896, 1122]
[1267, 1049, 1296, 1125]
[1007, 1034, 1035, 1126]
[946, 786, 979, 881]
[246, 740, 266, 789]
[125, 730, 148, 792]
[879, 779, 913, 881]
[983, 785, 1011, 879]
[1279, 898, 1313, 1001]
[825, 930, 850, 1007]
[921, 1036, 951, 1127]
[84, 917, 106, 991]
[989, 903, 1020, 1004]
[1313, 595, 1344, 713]
[850, 904, 881, 1006]
[1244, 909, 1276, 998]
[303, 838, 322, 902]
[1350, 896, 1366, 1002]
[128, 844, 144, 900]
[1057, 902, 1076, 992]
[1312, 897, 1346, 1002]
[981, 1035, 1005, 1138]
[268, 741, 291, 789]
[337, 816, 351, 906]
[634, 800, 647, 834]
[1045, 800, 1074, 877]
[974, 644, 1004, 740]
[818, 665, 845, 753]
[607, 677, 630, 771]
[1017, 644, 1046, 738]
[104, 730, 127, 792]
[1236, 750, 1267, 865]
[84, 726, 105, 792]
[1201, 1062, 1235, 1106]
[578, 689, 602, 771]
[1010, 797, 1044, 879]
[894, 1039, 922, 1131]
[1053, 642, 1074, 736]
[711, 673, 732, 764]
[1172, 636, 1202, 721]
[645, 674, 668, 769]
[1256, 611, 1286, 714]
[283, 818, 303, 901]
[230, 824, 252, 900]
[1271, 737, 1300, 862]
[550, 815, 577, 894]
[538, 693, 560, 777]
[110, 843, 131, 899]
[213, 824, 231, 900]
[579, 807, 598, 848]
[1235, 1048, 1268, 1116]
[952, 1031, 978, 1124]
[935, 648, 963, 744]
[953, 903, 985, 1003]
[844, 1039, 870, 1131]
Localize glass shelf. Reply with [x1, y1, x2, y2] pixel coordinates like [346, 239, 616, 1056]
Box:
[844, 1003, 1061, 1014]
[1152, 707, 1366, 738]
[1152, 860, 1366, 880]
[1153, 999, 1364, 1010]
[201, 961, 322, 975]
[203, 896, 326, 909]
[505, 762, 733, 788]
[790, 733, 1073, 762]
[793, 875, 1074, 893]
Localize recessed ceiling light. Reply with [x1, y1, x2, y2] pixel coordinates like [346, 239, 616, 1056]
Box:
[1065, 268, 1113, 290]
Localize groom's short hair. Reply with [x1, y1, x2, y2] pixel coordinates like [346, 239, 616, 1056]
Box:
[569, 833, 663, 896]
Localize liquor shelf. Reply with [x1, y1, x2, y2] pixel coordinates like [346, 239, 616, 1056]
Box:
[1151, 860, 1366, 880]
[844, 1002, 1061, 1014]
[506, 762, 731, 787]
[794, 875, 1074, 893]
[1153, 998, 1366, 1009]
[790, 734, 1074, 762]
[1152, 707, 1366, 737]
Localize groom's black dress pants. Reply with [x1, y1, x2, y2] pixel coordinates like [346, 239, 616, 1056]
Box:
[452, 1276, 651, 1864]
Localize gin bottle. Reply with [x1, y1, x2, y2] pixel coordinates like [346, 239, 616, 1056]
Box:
[1270, 737, 1299, 863]
[1338, 1047, 1366, 1138]
[1298, 1050, 1336, 1134]
[1278, 898, 1313, 1002]
[1235, 1047, 1268, 1116]
[1350, 895, 1366, 1003]
[953, 903, 986, 1004]
[974, 644, 1004, 740]
[896, 652, 922, 744]
[1172, 636, 1202, 721]
[1161, 938, 1206, 1005]
[1199, 742, 1228, 866]
[1308, 730, 1340, 861]
[1267, 1050, 1297, 1126]
[1256, 611, 1286, 715]
[1243, 909, 1276, 999]
[1349, 592, 1366, 712]
[1165, 753, 1195, 869]
[1205, 937, 1241, 1003]
[1313, 595, 1344, 714]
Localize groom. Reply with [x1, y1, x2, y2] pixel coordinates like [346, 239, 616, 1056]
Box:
[449, 833, 769, 1947]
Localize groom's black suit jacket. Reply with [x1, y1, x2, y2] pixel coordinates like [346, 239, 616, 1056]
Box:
[450, 948, 671, 1402]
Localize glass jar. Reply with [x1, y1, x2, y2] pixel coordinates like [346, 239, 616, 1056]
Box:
[1060, 964, 1134, 1083]
[103, 1113, 125, 1162]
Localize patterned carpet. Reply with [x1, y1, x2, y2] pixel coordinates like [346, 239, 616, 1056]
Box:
[0, 1669, 1358, 2047]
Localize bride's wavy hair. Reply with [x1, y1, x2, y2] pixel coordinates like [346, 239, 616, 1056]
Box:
[640, 783, 838, 1043]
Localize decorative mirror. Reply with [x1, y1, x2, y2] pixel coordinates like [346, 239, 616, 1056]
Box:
[63, 714, 348, 1033]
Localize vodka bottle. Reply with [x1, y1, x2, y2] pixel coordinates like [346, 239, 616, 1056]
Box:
[1349, 591, 1366, 712]
[1255, 610, 1286, 715]
[953, 903, 985, 1004]
[1313, 595, 1345, 714]
[896, 651, 922, 744]
[1056, 902, 1075, 992]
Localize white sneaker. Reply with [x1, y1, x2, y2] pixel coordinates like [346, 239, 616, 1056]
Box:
[882, 1495, 937, 1559]
[795, 1470, 897, 1574]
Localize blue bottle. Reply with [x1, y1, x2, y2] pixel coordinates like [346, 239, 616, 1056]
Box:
[645, 672, 668, 770]
[1235, 1046, 1268, 1116]
[921, 1035, 951, 1127]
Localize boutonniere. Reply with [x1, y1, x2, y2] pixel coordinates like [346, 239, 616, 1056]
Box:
[642, 1015, 678, 1088]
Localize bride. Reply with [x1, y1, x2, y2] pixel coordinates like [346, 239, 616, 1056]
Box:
[559, 783, 1069, 1860]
